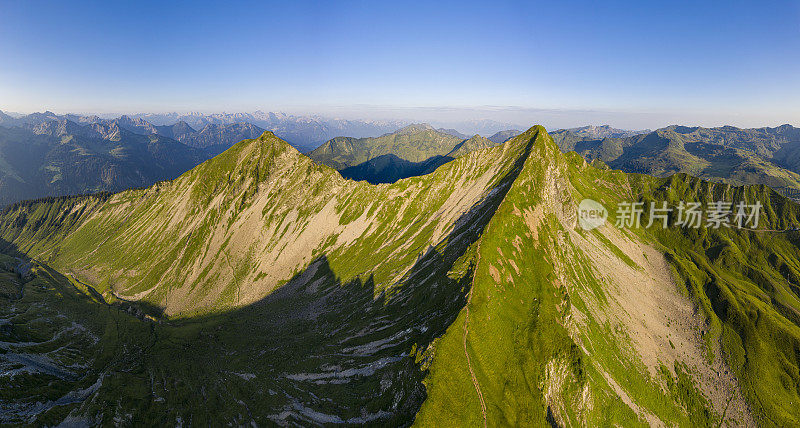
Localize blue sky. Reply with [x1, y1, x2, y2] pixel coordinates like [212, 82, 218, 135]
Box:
[1, 0, 798, 129]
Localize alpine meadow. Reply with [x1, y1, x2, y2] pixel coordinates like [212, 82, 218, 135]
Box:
[2, 1, 800, 426]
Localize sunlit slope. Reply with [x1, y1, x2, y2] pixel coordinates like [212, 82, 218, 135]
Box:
[417, 130, 800, 426]
[0, 130, 535, 316]
[639, 175, 800, 426]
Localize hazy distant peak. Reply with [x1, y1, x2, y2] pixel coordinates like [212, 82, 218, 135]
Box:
[436, 127, 470, 139]
[561, 124, 650, 139]
[171, 120, 196, 133]
[394, 123, 436, 134]
[0, 110, 16, 125]
[488, 129, 522, 144]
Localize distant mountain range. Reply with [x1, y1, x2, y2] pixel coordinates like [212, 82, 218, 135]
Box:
[128, 111, 411, 152]
[488, 129, 522, 144]
[4, 109, 799, 207]
[558, 124, 651, 139]
[311, 124, 463, 169]
[1, 110, 530, 152]
[487, 125, 649, 146]
[552, 124, 800, 199]
[0, 121, 208, 206]
[308, 124, 656, 185]
[0, 111, 524, 205]
[0, 112, 274, 206]
[113, 115, 265, 152]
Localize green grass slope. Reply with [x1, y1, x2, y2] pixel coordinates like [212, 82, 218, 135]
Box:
[640, 176, 800, 426]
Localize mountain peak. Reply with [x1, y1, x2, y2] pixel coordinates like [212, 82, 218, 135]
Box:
[250, 130, 302, 157]
[394, 123, 435, 135]
[446, 134, 498, 158]
[519, 125, 559, 157]
[257, 130, 277, 140]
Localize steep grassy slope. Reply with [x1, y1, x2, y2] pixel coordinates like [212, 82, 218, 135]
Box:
[639, 176, 800, 426]
[417, 130, 800, 426]
[416, 128, 724, 426]
[3, 127, 800, 425]
[417, 132, 800, 426]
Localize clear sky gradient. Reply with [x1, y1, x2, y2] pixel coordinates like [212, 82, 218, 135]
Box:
[1, 0, 798, 129]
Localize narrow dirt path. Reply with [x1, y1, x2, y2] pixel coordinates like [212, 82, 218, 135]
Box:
[746, 228, 793, 233]
[464, 250, 487, 427]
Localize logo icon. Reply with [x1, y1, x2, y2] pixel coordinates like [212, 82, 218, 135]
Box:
[578, 199, 607, 231]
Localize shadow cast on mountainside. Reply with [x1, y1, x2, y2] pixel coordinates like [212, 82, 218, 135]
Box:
[0, 237, 167, 320]
[0, 133, 539, 425]
[338, 153, 455, 184]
